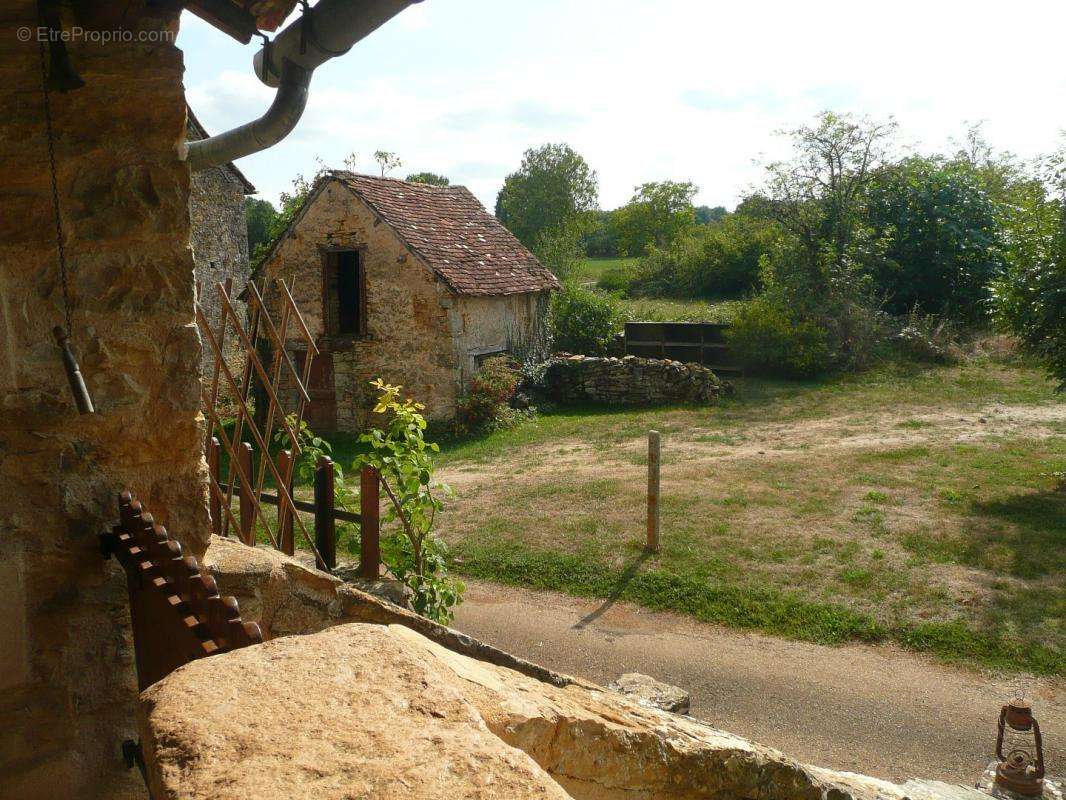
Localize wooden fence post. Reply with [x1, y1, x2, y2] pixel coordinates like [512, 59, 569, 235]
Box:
[359, 466, 381, 581]
[208, 437, 222, 536]
[646, 430, 661, 553]
[237, 442, 255, 545]
[276, 449, 294, 556]
[314, 455, 336, 572]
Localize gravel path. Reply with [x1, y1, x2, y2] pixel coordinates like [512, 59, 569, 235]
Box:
[453, 579, 1064, 785]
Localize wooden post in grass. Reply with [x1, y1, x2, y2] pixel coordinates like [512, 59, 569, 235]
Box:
[276, 449, 294, 556]
[359, 466, 381, 580]
[314, 455, 336, 572]
[237, 442, 254, 545]
[646, 430, 661, 553]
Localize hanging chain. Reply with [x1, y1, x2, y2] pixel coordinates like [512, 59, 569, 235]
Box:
[38, 35, 74, 337]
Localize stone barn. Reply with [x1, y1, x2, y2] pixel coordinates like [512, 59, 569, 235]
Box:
[187, 108, 255, 375]
[253, 171, 559, 431]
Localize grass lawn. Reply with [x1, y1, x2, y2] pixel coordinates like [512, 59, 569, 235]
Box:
[430, 357, 1065, 675]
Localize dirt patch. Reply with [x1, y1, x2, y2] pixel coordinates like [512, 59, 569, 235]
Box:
[438, 395, 1064, 652]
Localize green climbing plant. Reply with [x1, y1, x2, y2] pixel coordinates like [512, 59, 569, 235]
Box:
[356, 379, 464, 624]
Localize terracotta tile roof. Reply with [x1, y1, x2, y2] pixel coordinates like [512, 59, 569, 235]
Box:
[331, 171, 560, 297]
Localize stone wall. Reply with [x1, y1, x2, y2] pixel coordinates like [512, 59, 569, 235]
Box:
[260, 180, 461, 429]
[541, 354, 730, 406]
[258, 179, 549, 431]
[187, 123, 251, 377]
[0, 6, 209, 798]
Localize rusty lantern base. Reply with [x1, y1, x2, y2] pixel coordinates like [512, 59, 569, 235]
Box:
[996, 752, 1045, 798]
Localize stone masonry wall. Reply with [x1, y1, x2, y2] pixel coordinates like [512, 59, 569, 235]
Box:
[260, 180, 546, 431]
[188, 135, 250, 377]
[260, 180, 460, 429]
[542, 354, 730, 406]
[0, 6, 209, 798]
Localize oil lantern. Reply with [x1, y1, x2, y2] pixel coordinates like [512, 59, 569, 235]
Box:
[995, 700, 1045, 797]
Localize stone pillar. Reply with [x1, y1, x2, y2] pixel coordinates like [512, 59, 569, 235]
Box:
[0, 4, 209, 798]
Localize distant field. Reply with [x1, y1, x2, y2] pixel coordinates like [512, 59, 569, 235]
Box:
[573, 256, 638, 285]
[618, 296, 745, 323]
[575, 258, 746, 323]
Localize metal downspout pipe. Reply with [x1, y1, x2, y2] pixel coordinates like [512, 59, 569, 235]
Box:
[187, 0, 422, 172]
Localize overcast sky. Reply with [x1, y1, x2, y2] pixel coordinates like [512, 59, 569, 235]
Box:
[181, 0, 1066, 211]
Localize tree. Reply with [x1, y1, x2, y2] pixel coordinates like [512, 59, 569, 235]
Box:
[993, 144, 1066, 387]
[614, 180, 698, 255]
[374, 150, 402, 177]
[865, 155, 1006, 319]
[405, 171, 450, 186]
[762, 111, 899, 295]
[251, 169, 318, 263]
[245, 197, 278, 257]
[695, 205, 727, 225]
[581, 209, 623, 257]
[495, 143, 598, 248]
[752, 112, 898, 372]
[533, 219, 585, 282]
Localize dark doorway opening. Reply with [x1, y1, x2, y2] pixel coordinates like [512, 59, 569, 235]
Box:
[336, 250, 363, 336]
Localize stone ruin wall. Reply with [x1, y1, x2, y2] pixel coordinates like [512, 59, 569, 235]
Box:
[0, 6, 210, 797]
[259, 181, 462, 430]
[188, 138, 250, 378]
[542, 354, 730, 406]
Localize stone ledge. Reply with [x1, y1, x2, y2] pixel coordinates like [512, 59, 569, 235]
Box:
[203, 535, 572, 687]
[139, 622, 999, 800]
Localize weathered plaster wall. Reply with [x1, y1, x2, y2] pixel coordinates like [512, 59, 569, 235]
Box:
[0, 5, 208, 798]
[188, 131, 250, 376]
[453, 291, 548, 384]
[260, 181, 460, 429]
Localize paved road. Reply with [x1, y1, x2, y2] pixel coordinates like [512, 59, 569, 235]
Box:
[453, 579, 1064, 785]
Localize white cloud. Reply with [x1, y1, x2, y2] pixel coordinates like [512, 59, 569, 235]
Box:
[181, 0, 1066, 211]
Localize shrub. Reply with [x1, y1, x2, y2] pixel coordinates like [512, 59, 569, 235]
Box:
[992, 159, 1066, 388]
[865, 156, 1006, 320]
[596, 266, 636, 294]
[357, 380, 464, 624]
[549, 283, 622, 355]
[456, 356, 522, 433]
[726, 295, 832, 377]
[630, 214, 778, 298]
[893, 308, 961, 364]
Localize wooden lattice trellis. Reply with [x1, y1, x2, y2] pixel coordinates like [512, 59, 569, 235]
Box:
[195, 277, 327, 565]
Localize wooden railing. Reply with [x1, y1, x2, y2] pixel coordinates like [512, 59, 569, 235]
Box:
[100, 491, 263, 691]
[208, 436, 381, 578]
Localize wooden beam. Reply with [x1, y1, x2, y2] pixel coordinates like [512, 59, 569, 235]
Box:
[185, 0, 257, 44]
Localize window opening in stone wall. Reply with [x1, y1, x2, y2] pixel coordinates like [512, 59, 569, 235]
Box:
[336, 250, 364, 336]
